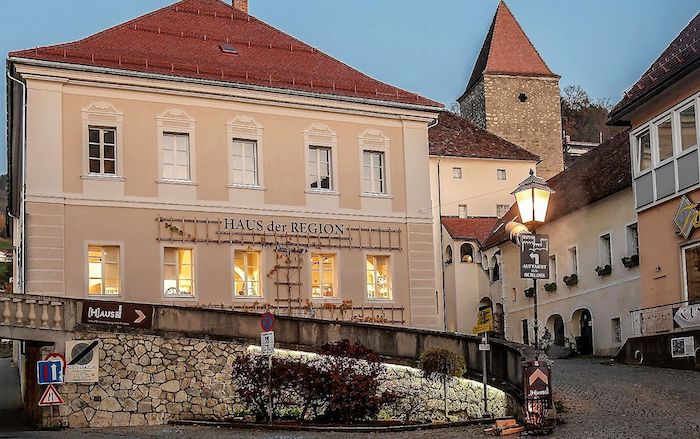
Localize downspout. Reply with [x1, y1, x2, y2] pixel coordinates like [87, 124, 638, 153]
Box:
[6, 67, 27, 294]
[436, 155, 448, 331]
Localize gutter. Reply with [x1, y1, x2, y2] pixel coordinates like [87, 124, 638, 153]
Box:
[6, 65, 27, 294]
[9, 57, 446, 114]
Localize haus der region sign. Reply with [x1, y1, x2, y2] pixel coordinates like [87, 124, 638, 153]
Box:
[520, 234, 549, 279]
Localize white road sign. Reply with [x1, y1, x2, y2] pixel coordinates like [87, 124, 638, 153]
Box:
[65, 340, 100, 383]
[261, 331, 275, 356]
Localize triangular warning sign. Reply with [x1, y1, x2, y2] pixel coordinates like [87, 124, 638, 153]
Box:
[38, 384, 65, 406]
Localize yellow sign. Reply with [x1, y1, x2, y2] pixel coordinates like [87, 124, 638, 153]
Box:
[473, 307, 493, 334]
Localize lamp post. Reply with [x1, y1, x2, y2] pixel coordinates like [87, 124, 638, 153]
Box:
[512, 169, 554, 352]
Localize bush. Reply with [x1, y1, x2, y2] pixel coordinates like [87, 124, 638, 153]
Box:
[419, 348, 465, 418]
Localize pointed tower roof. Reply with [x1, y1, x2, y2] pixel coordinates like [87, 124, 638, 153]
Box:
[9, 0, 441, 109]
[460, 1, 558, 99]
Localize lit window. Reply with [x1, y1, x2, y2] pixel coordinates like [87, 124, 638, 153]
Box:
[363, 151, 385, 193]
[458, 204, 468, 218]
[366, 255, 391, 300]
[162, 133, 191, 180]
[636, 130, 651, 173]
[627, 223, 639, 256]
[680, 104, 697, 151]
[311, 254, 336, 298]
[568, 246, 578, 275]
[309, 146, 332, 190]
[234, 251, 261, 297]
[88, 245, 120, 296]
[497, 169, 507, 180]
[452, 167, 462, 179]
[232, 139, 258, 186]
[600, 234, 612, 266]
[656, 118, 673, 163]
[88, 127, 117, 175]
[496, 204, 510, 218]
[163, 248, 194, 297]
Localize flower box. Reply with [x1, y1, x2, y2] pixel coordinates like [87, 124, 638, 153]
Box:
[563, 274, 578, 287]
[621, 254, 639, 269]
[595, 265, 612, 277]
[544, 282, 557, 292]
[524, 287, 536, 298]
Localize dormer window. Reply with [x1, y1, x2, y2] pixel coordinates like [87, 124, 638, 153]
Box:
[220, 44, 238, 54]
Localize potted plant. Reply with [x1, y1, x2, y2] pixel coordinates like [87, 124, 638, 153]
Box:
[524, 287, 536, 298]
[595, 264, 612, 277]
[563, 274, 578, 287]
[544, 282, 557, 292]
[621, 254, 639, 268]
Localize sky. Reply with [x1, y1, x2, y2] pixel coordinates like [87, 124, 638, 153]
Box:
[1, 0, 698, 174]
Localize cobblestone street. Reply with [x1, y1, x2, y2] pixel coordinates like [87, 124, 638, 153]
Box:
[4, 358, 698, 439]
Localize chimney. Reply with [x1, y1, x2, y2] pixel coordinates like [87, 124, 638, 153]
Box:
[233, 0, 248, 14]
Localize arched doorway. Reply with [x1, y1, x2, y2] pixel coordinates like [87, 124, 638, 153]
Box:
[546, 314, 565, 346]
[571, 308, 593, 355]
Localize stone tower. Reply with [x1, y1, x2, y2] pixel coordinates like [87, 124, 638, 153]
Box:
[458, 1, 564, 179]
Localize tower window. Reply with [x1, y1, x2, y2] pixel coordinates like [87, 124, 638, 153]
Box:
[518, 93, 528, 103]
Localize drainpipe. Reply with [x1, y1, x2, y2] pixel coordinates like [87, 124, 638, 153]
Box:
[436, 154, 448, 331]
[6, 67, 27, 294]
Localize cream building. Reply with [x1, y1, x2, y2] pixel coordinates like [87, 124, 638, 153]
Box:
[6, 0, 445, 328]
[482, 131, 640, 356]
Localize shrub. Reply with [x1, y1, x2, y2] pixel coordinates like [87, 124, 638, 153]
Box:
[419, 348, 465, 418]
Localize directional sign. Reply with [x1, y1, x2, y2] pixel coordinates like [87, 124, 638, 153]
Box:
[37, 360, 64, 385]
[38, 384, 65, 406]
[520, 234, 550, 279]
[523, 362, 552, 408]
[260, 312, 275, 332]
[261, 331, 275, 356]
[673, 303, 700, 329]
[81, 300, 153, 329]
[65, 340, 100, 383]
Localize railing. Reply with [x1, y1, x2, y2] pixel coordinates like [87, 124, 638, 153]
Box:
[230, 301, 405, 324]
[0, 293, 65, 330]
[631, 298, 700, 337]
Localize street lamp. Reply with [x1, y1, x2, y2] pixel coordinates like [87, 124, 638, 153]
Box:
[512, 169, 554, 353]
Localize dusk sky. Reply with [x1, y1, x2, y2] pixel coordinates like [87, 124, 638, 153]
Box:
[2, 0, 698, 173]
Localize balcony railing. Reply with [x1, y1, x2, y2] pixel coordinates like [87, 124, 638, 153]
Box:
[0, 293, 65, 330]
[230, 300, 405, 324]
[631, 298, 700, 337]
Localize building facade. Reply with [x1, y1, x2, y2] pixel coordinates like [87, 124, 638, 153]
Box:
[458, 1, 563, 180]
[6, 0, 444, 328]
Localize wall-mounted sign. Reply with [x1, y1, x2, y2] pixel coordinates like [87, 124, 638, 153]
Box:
[674, 195, 699, 239]
[224, 218, 346, 236]
[65, 340, 100, 383]
[673, 304, 700, 329]
[81, 300, 153, 329]
[670, 336, 695, 358]
[520, 234, 550, 279]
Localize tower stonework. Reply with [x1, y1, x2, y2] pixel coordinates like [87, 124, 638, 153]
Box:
[459, 1, 563, 179]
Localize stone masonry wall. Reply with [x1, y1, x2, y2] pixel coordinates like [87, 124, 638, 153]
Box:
[482, 75, 564, 179]
[57, 332, 246, 428]
[458, 79, 487, 129]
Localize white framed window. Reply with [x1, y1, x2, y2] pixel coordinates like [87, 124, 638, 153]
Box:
[363, 150, 386, 194]
[497, 169, 507, 180]
[88, 245, 120, 296]
[366, 255, 391, 300]
[655, 117, 673, 165]
[496, 204, 510, 218]
[162, 132, 191, 181]
[309, 145, 333, 191]
[679, 103, 697, 152]
[635, 129, 652, 174]
[549, 254, 557, 282]
[568, 246, 578, 275]
[232, 139, 258, 186]
[163, 247, 195, 297]
[458, 204, 468, 218]
[88, 127, 117, 175]
[233, 250, 262, 298]
[311, 254, 337, 298]
[453, 167, 462, 179]
[599, 233, 612, 266]
[626, 223, 639, 256]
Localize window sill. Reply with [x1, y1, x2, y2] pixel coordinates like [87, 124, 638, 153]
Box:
[366, 298, 395, 304]
[678, 145, 698, 159]
[311, 297, 342, 304]
[360, 192, 392, 199]
[306, 190, 340, 196]
[163, 295, 197, 302]
[227, 184, 266, 191]
[157, 179, 197, 186]
[86, 294, 122, 299]
[81, 174, 125, 182]
[232, 295, 265, 301]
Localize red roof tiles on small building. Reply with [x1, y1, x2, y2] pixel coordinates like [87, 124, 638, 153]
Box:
[608, 12, 700, 124]
[441, 216, 499, 246]
[9, 0, 442, 109]
[460, 1, 558, 98]
[429, 112, 540, 161]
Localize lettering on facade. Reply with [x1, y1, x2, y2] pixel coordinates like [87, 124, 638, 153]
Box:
[223, 218, 345, 236]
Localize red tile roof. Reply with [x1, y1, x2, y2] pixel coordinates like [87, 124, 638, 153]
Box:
[482, 129, 632, 249]
[460, 1, 558, 99]
[9, 0, 442, 109]
[441, 216, 499, 245]
[429, 112, 539, 161]
[608, 12, 700, 125]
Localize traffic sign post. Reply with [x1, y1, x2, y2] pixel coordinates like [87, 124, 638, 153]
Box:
[38, 384, 65, 406]
[260, 326, 275, 423]
[260, 312, 275, 332]
[479, 334, 490, 417]
[37, 360, 64, 385]
[520, 234, 549, 354]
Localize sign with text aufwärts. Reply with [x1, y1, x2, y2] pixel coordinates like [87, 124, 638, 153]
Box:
[520, 234, 549, 279]
[65, 340, 99, 383]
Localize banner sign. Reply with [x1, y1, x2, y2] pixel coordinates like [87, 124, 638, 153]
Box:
[520, 234, 550, 279]
[523, 362, 552, 408]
